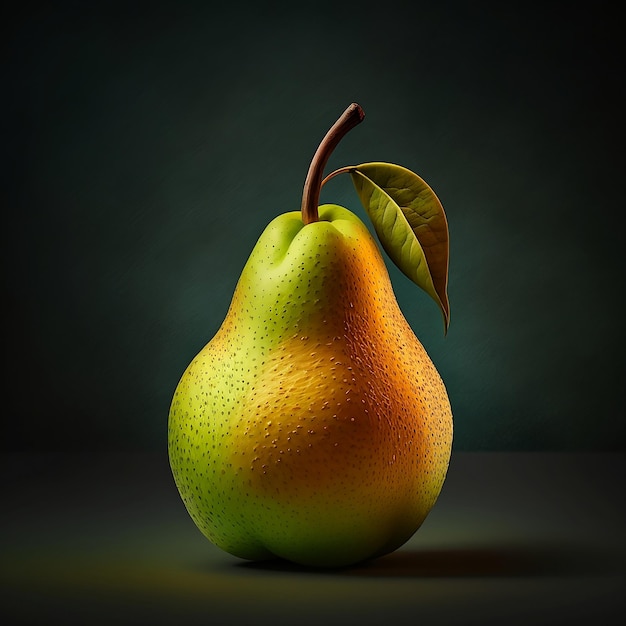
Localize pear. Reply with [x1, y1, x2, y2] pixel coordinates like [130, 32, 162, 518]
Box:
[168, 105, 453, 568]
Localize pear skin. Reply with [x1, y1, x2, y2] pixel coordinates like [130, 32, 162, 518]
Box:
[168, 204, 453, 568]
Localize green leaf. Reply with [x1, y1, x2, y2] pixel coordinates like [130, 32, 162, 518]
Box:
[350, 162, 450, 332]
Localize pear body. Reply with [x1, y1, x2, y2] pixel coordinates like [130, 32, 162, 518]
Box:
[168, 205, 452, 567]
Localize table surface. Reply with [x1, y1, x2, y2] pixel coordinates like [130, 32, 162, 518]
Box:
[1, 451, 624, 625]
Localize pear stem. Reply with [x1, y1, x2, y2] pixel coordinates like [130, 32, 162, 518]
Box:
[301, 103, 365, 225]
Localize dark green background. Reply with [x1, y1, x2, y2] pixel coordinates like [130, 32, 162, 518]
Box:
[4, 1, 624, 452]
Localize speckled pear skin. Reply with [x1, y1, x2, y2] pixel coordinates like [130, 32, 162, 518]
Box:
[168, 204, 452, 568]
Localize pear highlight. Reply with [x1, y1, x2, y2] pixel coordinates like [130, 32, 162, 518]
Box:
[168, 105, 453, 568]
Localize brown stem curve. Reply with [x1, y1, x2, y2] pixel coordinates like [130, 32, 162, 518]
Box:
[300, 103, 365, 225]
[321, 166, 356, 188]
